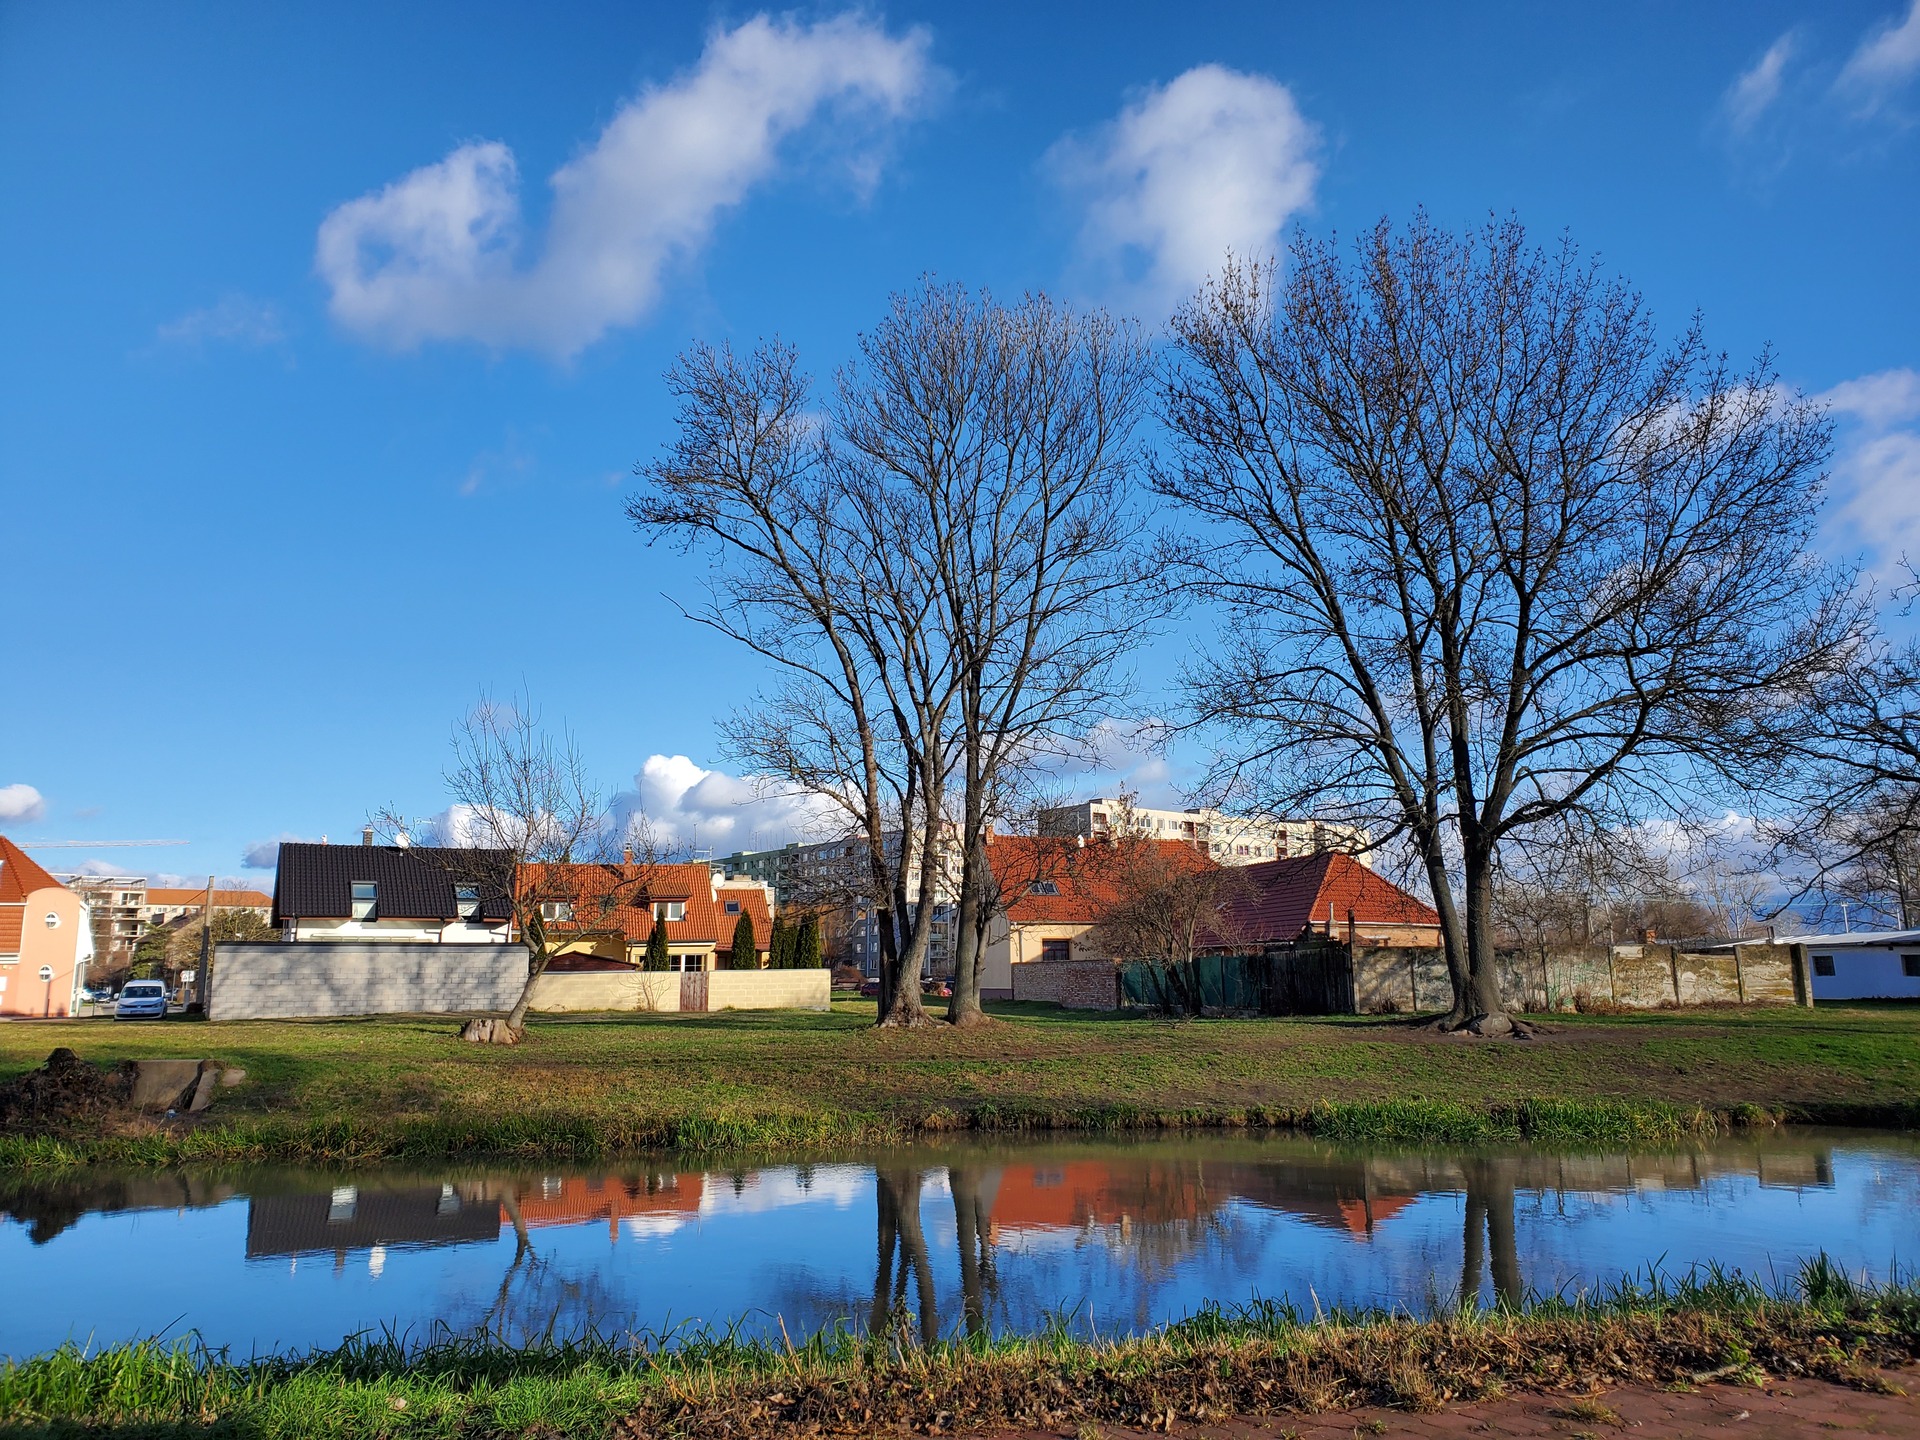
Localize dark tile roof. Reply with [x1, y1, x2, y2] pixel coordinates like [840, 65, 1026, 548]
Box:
[272, 842, 514, 924]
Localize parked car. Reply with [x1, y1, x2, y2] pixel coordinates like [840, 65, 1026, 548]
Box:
[858, 977, 882, 998]
[924, 980, 952, 998]
[115, 980, 169, 1021]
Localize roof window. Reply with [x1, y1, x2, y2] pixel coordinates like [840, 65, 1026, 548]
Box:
[724, 899, 741, 914]
[1029, 880, 1060, 896]
[351, 881, 376, 920]
[455, 885, 480, 920]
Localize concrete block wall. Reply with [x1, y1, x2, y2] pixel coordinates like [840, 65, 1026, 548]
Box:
[208, 942, 528, 1021]
[528, 971, 680, 1013]
[1012, 960, 1120, 1009]
[707, 970, 830, 1011]
[528, 968, 828, 1013]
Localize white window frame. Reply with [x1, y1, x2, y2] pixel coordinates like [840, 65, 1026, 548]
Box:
[351, 882, 377, 921]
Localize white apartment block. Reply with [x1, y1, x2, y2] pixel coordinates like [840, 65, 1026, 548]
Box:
[1038, 799, 1370, 867]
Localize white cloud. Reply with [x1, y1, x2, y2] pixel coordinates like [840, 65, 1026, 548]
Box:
[156, 294, 287, 348]
[1837, 0, 1920, 108]
[1818, 369, 1920, 574]
[616, 755, 839, 854]
[1725, 33, 1796, 131]
[316, 13, 934, 357]
[1822, 367, 1920, 427]
[1050, 64, 1320, 311]
[0, 783, 46, 824]
[241, 834, 307, 869]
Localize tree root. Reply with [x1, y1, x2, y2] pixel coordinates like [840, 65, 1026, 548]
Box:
[458, 1018, 524, 1045]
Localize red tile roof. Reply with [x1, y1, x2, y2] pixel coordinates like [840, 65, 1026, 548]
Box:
[986, 836, 1217, 925]
[1210, 853, 1439, 946]
[516, 861, 771, 951]
[146, 887, 272, 908]
[0, 837, 65, 903]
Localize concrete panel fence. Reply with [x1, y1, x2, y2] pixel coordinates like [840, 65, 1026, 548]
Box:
[208, 942, 529, 1021]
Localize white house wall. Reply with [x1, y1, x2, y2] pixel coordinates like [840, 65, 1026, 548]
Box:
[1807, 945, 1920, 1001]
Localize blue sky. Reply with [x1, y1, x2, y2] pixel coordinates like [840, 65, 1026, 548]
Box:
[2, 1, 1917, 889]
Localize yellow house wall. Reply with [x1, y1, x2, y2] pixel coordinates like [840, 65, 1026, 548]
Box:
[980, 914, 1104, 998]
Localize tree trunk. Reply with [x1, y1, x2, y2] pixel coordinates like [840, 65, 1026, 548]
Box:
[946, 826, 987, 1027]
[1461, 853, 1511, 1031]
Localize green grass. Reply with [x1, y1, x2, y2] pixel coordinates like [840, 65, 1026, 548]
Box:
[2, 1260, 1915, 1438]
[3, 999, 1917, 1168]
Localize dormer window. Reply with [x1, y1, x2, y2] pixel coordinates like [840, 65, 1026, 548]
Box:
[655, 901, 686, 923]
[540, 901, 574, 923]
[455, 886, 480, 920]
[351, 882, 376, 920]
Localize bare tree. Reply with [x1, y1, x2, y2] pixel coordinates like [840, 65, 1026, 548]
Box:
[1765, 610, 1920, 928]
[375, 691, 664, 1044]
[1156, 214, 1863, 1032]
[1087, 800, 1245, 1015]
[632, 282, 1160, 1028]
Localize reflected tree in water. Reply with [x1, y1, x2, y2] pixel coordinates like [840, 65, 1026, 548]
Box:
[871, 1167, 939, 1344]
[948, 1165, 999, 1338]
[1458, 1157, 1523, 1308]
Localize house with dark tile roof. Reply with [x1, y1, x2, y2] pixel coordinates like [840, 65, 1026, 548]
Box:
[0, 835, 93, 1016]
[271, 838, 514, 943]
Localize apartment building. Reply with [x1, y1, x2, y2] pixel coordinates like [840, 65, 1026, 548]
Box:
[57, 875, 272, 965]
[1038, 799, 1370, 868]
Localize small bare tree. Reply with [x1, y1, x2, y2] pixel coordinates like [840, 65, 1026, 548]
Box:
[1087, 804, 1244, 1016]
[1157, 214, 1864, 1033]
[376, 690, 667, 1045]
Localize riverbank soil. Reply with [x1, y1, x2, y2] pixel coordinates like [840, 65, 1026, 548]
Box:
[985, 1373, 1920, 1439]
[2, 1000, 1916, 1162]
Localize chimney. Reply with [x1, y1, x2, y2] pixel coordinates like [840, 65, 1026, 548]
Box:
[362, 826, 374, 847]
[623, 845, 633, 865]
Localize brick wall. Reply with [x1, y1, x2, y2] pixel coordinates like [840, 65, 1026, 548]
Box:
[707, 970, 831, 1012]
[207, 942, 528, 1021]
[1012, 960, 1120, 1009]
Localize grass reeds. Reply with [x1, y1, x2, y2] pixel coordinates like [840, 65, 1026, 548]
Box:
[3, 1259, 1915, 1438]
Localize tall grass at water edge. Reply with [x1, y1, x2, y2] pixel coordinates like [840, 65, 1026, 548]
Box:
[3, 1257, 1915, 1438]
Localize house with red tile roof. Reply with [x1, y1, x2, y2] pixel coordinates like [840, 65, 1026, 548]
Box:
[0, 835, 93, 1017]
[978, 835, 1217, 998]
[516, 860, 773, 973]
[1206, 852, 1441, 950]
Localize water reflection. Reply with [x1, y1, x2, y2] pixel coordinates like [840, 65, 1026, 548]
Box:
[0, 1134, 1905, 1360]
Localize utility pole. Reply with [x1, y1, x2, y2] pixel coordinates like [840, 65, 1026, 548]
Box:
[198, 873, 215, 1009]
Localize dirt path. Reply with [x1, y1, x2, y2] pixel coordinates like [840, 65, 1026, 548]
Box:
[984, 1375, 1917, 1439]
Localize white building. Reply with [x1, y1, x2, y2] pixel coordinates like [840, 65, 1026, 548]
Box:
[1792, 931, 1920, 1002]
[1038, 798, 1370, 867]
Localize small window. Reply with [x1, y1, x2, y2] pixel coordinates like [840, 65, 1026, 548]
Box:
[656, 901, 685, 923]
[724, 899, 741, 915]
[351, 881, 376, 920]
[1903, 955, 1920, 979]
[1812, 954, 1835, 977]
[455, 886, 480, 920]
[540, 901, 574, 923]
[1040, 938, 1072, 963]
[1029, 880, 1060, 896]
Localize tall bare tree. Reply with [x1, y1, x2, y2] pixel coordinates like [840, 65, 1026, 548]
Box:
[1157, 215, 1863, 1032]
[632, 282, 1159, 1027]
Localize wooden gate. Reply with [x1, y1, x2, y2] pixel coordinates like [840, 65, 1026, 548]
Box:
[679, 971, 709, 1013]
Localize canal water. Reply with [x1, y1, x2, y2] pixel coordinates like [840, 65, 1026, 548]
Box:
[2, 1131, 1915, 1360]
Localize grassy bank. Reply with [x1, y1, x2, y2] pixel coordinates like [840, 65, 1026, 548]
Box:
[3, 1263, 1915, 1439]
[3, 1000, 1918, 1168]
